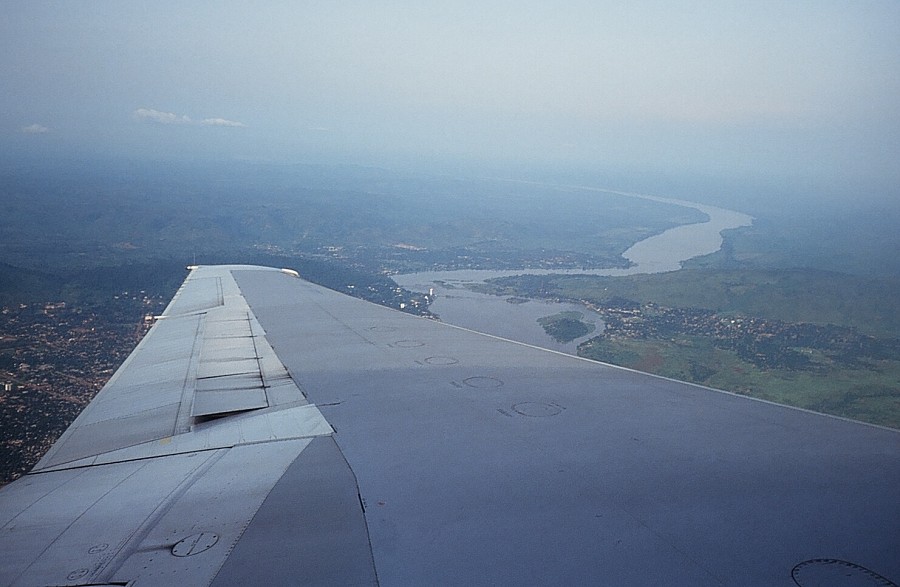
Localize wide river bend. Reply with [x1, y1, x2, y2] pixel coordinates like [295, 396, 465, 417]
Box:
[393, 188, 753, 354]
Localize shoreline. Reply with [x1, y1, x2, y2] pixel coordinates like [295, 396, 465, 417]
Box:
[393, 186, 753, 292]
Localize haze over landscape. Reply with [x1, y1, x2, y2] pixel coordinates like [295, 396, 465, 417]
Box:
[1, 2, 899, 482]
[3, 1, 899, 189]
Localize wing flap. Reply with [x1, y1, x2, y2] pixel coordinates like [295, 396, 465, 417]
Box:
[37, 402, 332, 470]
[32, 266, 306, 471]
[36, 403, 182, 471]
[196, 359, 259, 379]
[191, 388, 268, 417]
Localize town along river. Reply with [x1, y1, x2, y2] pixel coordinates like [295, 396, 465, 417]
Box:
[393, 191, 753, 354]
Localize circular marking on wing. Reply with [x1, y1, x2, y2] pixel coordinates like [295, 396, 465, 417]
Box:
[512, 402, 563, 417]
[463, 376, 504, 389]
[88, 543, 109, 554]
[393, 340, 425, 348]
[172, 532, 219, 557]
[368, 326, 398, 333]
[424, 355, 459, 365]
[67, 569, 90, 581]
[791, 559, 897, 586]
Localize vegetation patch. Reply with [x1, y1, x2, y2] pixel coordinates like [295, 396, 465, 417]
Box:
[578, 335, 900, 429]
[537, 311, 596, 343]
[481, 271, 900, 429]
[483, 268, 900, 338]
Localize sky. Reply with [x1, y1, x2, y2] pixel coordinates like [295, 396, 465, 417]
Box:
[3, 1, 899, 192]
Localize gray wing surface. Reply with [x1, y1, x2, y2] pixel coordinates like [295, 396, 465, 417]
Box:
[1, 265, 898, 586]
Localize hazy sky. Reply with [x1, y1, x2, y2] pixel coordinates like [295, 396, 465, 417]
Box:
[3, 1, 899, 188]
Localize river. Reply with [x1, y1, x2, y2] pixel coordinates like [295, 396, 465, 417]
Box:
[393, 187, 753, 354]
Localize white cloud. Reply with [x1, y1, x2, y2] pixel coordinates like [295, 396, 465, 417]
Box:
[200, 117, 246, 127]
[135, 108, 245, 128]
[22, 123, 49, 134]
[134, 108, 191, 125]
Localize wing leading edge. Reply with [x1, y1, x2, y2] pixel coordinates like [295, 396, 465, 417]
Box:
[1, 265, 898, 586]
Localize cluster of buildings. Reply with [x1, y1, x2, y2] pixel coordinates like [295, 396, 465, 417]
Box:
[0, 295, 162, 485]
[585, 299, 895, 370]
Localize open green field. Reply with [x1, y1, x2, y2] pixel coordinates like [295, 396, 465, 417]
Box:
[484, 268, 900, 429]
[485, 268, 900, 338]
[579, 335, 900, 429]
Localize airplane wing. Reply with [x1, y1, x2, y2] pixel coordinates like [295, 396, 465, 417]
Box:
[1, 265, 898, 586]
